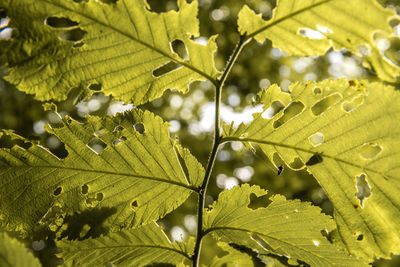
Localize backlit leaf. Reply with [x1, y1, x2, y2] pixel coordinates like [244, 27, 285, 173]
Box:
[204, 185, 364, 267]
[222, 79, 400, 260]
[0, 0, 220, 104]
[0, 232, 41, 267]
[0, 109, 203, 235]
[57, 222, 190, 266]
[238, 0, 400, 82]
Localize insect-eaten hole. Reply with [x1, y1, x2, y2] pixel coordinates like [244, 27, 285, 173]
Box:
[134, 123, 145, 134]
[45, 16, 78, 28]
[53, 186, 63, 196]
[261, 101, 285, 119]
[359, 143, 382, 160]
[113, 136, 127, 145]
[113, 125, 124, 133]
[312, 240, 320, 247]
[170, 39, 188, 60]
[87, 137, 107, 154]
[298, 27, 326, 40]
[311, 93, 342, 116]
[308, 132, 324, 147]
[58, 28, 86, 42]
[248, 193, 271, 210]
[342, 94, 364, 113]
[152, 61, 182, 77]
[305, 153, 323, 166]
[88, 83, 102, 91]
[357, 234, 364, 241]
[273, 101, 305, 128]
[131, 200, 139, 210]
[81, 184, 89, 194]
[313, 87, 322, 95]
[288, 157, 305, 170]
[355, 174, 371, 207]
[96, 192, 104, 201]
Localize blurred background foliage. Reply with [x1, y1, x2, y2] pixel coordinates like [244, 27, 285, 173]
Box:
[1, 0, 400, 266]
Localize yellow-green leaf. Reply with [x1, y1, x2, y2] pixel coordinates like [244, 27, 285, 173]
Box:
[0, 0, 220, 104]
[222, 79, 400, 261]
[238, 0, 400, 82]
[0, 110, 203, 235]
[0, 232, 41, 267]
[57, 222, 190, 266]
[204, 185, 364, 267]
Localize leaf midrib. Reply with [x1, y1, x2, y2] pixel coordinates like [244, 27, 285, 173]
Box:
[2, 165, 198, 192]
[63, 244, 191, 260]
[246, 0, 334, 39]
[37, 0, 218, 85]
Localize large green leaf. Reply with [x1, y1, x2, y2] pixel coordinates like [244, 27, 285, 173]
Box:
[0, 232, 41, 267]
[0, 109, 204, 235]
[204, 185, 364, 267]
[0, 0, 220, 104]
[57, 222, 190, 266]
[222, 79, 400, 260]
[238, 0, 400, 82]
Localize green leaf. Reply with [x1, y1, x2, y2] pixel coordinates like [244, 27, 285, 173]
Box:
[238, 0, 400, 82]
[0, 0, 220, 104]
[0, 232, 41, 267]
[0, 109, 203, 235]
[222, 79, 400, 260]
[57, 222, 190, 266]
[209, 242, 258, 267]
[204, 185, 364, 267]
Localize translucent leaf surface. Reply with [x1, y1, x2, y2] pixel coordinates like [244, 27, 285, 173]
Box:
[0, 232, 41, 267]
[238, 0, 400, 82]
[204, 185, 364, 267]
[0, 0, 220, 104]
[0, 110, 203, 235]
[57, 222, 189, 266]
[222, 79, 400, 260]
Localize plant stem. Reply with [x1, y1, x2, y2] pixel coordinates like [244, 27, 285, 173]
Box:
[191, 35, 250, 267]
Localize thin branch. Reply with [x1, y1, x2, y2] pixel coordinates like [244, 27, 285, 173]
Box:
[191, 35, 250, 267]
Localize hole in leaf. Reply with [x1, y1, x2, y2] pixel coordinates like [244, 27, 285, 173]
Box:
[359, 143, 382, 159]
[273, 101, 305, 128]
[170, 39, 188, 60]
[298, 27, 326, 39]
[314, 87, 322, 95]
[342, 94, 364, 113]
[355, 174, 371, 207]
[308, 132, 324, 147]
[349, 80, 357, 87]
[88, 83, 102, 91]
[250, 233, 274, 251]
[289, 157, 305, 170]
[357, 234, 364, 241]
[53, 186, 62, 196]
[96, 192, 104, 201]
[113, 136, 127, 145]
[306, 153, 323, 166]
[87, 138, 107, 154]
[81, 184, 89, 194]
[261, 101, 285, 119]
[114, 125, 124, 132]
[357, 45, 371, 56]
[277, 165, 284, 175]
[312, 240, 320, 246]
[311, 93, 342, 116]
[248, 193, 271, 210]
[131, 200, 138, 209]
[59, 28, 86, 42]
[134, 123, 145, 134]
[152, 61, 182, 77]
[45, 17, 78, 28]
